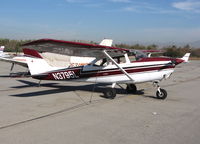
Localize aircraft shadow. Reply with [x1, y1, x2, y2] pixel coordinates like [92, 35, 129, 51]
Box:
[142, 95, 162, 100]
[10, 80, 131, 97]
[11, 80, 58, 88]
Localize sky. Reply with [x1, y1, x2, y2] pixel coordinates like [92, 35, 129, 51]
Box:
[0, 0, 200, 44]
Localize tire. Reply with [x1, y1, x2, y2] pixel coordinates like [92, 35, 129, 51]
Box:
[156, 89, 167, 99]
[126, 84, 137, 93]
[103, 88, 116, 99]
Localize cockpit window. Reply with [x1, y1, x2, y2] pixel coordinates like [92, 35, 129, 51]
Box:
[92, 57, 119, 67]
[129, 55, 136, 62]
[134, 51, 148, 60]
[90, 51, 148, 66]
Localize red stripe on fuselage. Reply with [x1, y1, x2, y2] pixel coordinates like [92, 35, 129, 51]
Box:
[134, 57, 173, 62]
[80, 65, 174, 78]
[33, 64, 174, 80]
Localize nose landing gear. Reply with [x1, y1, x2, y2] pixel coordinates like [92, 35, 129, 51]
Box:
[153, 81, 167, 99]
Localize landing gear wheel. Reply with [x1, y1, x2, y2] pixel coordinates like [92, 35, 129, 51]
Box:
[156, 88, 167, 99]
[126, 84, 137, 93]
[103, 88, 116, 99]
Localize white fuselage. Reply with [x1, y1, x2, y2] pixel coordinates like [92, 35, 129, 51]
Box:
[81, 60, 174, 84]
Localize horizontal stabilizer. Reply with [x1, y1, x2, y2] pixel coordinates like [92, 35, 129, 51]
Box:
[0, 57, 27, 67]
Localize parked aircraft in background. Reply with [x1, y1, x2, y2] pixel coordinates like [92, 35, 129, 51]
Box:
[0, 46, 10, 58]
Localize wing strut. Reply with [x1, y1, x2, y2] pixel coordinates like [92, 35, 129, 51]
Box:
[103, 50, 134, 82]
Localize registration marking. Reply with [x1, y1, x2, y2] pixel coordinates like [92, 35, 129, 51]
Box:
[52, 71, 79, 80]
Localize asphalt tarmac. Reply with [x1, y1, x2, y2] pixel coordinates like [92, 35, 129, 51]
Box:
[0, 60, 200, 144]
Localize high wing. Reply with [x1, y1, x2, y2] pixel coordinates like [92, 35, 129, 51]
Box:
[22, 39, 163, 59]
[1, 38, 162, 70]
[22, 39, 128, 59]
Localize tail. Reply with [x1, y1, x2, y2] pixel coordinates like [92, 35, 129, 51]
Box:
[23, 48, 56, 75]
[23, 48, 43, 58]
[99, 39, 113, 47]
[181, 53, 190, 62]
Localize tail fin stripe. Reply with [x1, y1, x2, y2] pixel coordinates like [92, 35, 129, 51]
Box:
[23, 48, 43, 58]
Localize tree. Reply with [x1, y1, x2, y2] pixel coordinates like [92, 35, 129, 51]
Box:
[163, 45, 182, 57]
[147, 44, 158, 50]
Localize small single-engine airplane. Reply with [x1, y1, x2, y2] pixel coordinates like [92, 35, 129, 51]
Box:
[21, 39, 190, 100]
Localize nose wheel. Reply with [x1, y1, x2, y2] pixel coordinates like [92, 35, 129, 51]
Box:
[154, 81, 167, 100]
[156, 88, 167, 99]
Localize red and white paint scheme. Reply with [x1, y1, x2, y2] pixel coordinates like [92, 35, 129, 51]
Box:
[22, 39, 190, 99]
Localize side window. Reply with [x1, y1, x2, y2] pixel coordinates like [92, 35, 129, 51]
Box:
[93, 58, 107, 67]
[118, 56, 128, 64]
[113, 57, 120, 64]
[135, 51, 148, 60]
[129, 55, 136, 62]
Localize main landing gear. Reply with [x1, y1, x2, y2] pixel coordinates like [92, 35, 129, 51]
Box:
[103, 82, 167, 100]
[153, 81, 167, 100]
[126, 84, 137, 94]
[103, 83, 138, 99]
[103, 83, 117, 99]
[103, 88, 116, 99]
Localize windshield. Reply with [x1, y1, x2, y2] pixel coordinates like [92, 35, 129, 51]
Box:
[88, 51, 148, 67]
[90, 56, 126, 67]
[134, 50, 148, 60]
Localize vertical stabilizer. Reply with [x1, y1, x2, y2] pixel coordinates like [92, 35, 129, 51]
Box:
[26, 57, 54, 75]
[99, 39, 113, 47]
[181, 53, 190, 62]
[23, 48, 58, 75]
[23, 48, 43, 58]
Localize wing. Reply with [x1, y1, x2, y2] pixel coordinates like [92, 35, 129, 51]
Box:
[22, 39, 128, 59]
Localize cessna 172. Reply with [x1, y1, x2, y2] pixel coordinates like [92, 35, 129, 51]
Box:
[21, 39, 190, 100]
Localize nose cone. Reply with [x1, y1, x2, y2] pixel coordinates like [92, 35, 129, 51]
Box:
[174, 58, 184, 65]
